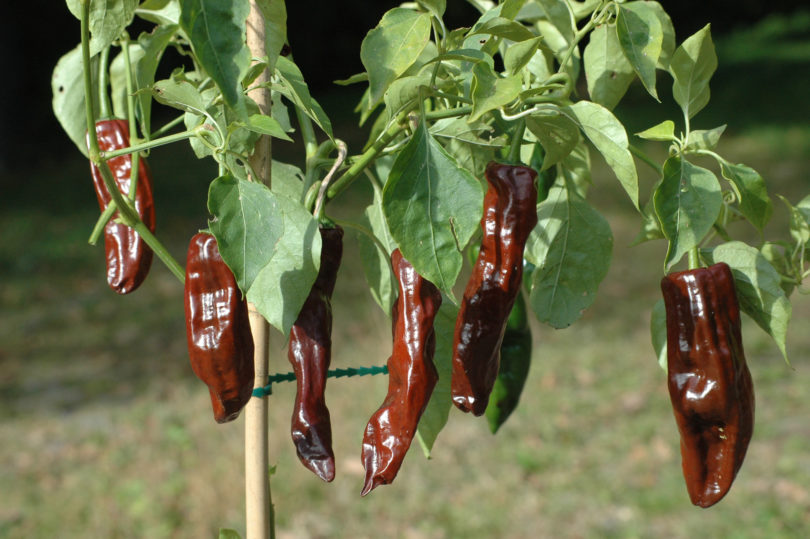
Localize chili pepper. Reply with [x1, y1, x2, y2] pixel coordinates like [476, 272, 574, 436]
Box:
[484, 290, 533, 434]
[660, 262, 755, 508]
[361, 248, 442, 496]
[88, 119, 155, 294]
[451, 161, 538, 416]
[184, 233, 255, 424]
[287, 225, 343, 482]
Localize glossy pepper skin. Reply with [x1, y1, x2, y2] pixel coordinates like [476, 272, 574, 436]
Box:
[361, 249, 442, 496]
[484, 290, 533, 434]
[287, 226, 343, 482]
[184, 233, 255, 423]
[451, 161, 538, 415]
[661, 262, 755, 508]
[89, 119, 155, 294]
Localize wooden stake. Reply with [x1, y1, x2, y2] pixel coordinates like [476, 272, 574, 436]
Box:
[245, 2, 274, 538]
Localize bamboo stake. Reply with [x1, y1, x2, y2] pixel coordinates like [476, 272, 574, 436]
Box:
[245, 3, 274, 538]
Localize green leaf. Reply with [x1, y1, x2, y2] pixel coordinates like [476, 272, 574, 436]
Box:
[760, 242, 795, 296]
[152, 79, 208, 115]
[704, 241, 791, 362]
[110, 26, 177, 135]
[416, 299, 458, 456]
[504, 36, 544, 76]
[719, 160, 773, 231]
[382, 120, 484, 299]
[563, 101, 639, 208]
[245, 113, 293, 141]
[470, 62, 522, 122]
[650, 298, 667, 371]
[208, 175, 321, 336]
[536, 0, 576, 43]
[468, 16, 536, 42]
[254, 0, 287, 74]
[616, 1, 663, 101]
[653, 156, 722, 270]
[685, 124, 726, 151]
[274, 56, 333, 138]
[270, 160, 305, 202]
[417, 0, 446, 18]
[136, 0, 181, 25]
[218, 529, 242, 539]
[583, 24, 636, 110]
[66, 0, 138, 56]
[557, 138, 591, 198]
[796, 194, 810, 232]
[334, 73, 368, 86]
[670, 24, 717, 120]
[52, 44, 98, 158]
[180, 0, 251, 119]
[526, 185, 613, 328]
[778, 195, 810, 246]
[645, 1, 676, 69]
[631, 196, 665, 245]
[537, 20, 580, 82]
[360, 8, 432, 110]
[635, 120, 676, 142]
[383, 70, 432, 117]
[358, 184, 398, 316]
[525, 112, 580, 171]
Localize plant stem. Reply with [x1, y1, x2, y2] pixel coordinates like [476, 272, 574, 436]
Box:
[507, 120, 525, 164]
[88, 204, 116, 245]
[101, 129, 200, 159]
[629, 144, 663, 175]
[245, 3, 274, 538]
[81, 0, 185, 284]
[98, 46, 111, 118]
[122, 32, 140, 204]
[688, 247, 700, 270]
[150, 114, 186, 139]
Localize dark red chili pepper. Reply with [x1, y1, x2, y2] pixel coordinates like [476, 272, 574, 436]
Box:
[89, 119, 155, 294]
[361, 248, 442, 496]
[451, 161, 538, 416]
[184, 233, 255, 424]
[287, 225, 343, 482]
[660, 262, 755, 508]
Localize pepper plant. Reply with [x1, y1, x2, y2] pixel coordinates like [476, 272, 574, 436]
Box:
[53, 0, 809, 532]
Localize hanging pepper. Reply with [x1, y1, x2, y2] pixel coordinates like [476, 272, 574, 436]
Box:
[451, 161, 538, 416]
[88, 119, 155, 294]
[660, 262, 755, 508]
[184, 233, 255, 423]
[287, 225, 343, 482]
[484, 290, 533, 434]
[361, 248, 442, 496]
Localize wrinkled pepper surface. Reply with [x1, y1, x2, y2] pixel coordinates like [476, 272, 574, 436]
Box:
[361, 249, 442, 496]
[484, 290, 533, 434]
[451, 161, 538, 415]
[660, 262, 755, 508]
[89, 119, 155, 294]
[287, 225, 343, 482]
[184, 233, 255, 423]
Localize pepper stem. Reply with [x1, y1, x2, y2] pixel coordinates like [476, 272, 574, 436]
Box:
[688, 247, 701, 270]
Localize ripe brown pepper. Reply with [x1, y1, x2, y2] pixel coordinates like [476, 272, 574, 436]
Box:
[89, 119, 155, 294]
[287, 225, 343, 482]
[661, 262, 755, 507]
[361, 248, 442, 496]
[451, 161, 538, 416]
[184, 233, 255, 423]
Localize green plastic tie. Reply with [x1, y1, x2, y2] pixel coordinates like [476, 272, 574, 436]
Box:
[251, 364, 389, 398]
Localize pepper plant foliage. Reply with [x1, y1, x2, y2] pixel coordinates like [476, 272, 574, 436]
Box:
[54, 0, 806, 449]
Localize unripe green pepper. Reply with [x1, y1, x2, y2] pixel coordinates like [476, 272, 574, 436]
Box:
[484, 291, 533, 433]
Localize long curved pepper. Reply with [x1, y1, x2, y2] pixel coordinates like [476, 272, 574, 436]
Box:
[287, 226, 343, 482]
[451, 161, 538, 416]
[88, 119, 155, 294]
[184, 233, 254, 423]
[361, 249, 442, 496]
[661, 262, 755, 507]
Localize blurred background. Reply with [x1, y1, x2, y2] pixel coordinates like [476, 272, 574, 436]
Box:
[2, 1, 810, 537]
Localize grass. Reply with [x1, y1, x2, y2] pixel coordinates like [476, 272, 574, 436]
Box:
[3, 17, 810, 539]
